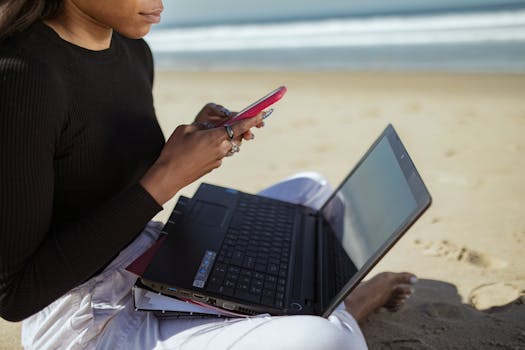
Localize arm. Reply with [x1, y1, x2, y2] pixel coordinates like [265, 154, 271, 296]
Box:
[0, 57, 162, 321]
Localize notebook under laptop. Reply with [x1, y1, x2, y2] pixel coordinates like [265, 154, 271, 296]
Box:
[142, 124, 431, 318]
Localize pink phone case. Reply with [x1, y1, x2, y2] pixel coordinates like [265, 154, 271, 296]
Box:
[221, 86, 287, 125]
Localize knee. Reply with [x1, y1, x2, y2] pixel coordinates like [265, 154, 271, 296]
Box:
[233, 315, 363, 350]
[286, 316, 358, 350]
[286, 171, 328, 187]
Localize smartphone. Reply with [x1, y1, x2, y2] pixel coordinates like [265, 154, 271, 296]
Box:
[221, 86, 287, 126]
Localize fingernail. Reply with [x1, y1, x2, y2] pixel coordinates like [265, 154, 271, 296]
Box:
[409, 276, 418, 284]
[220, 107, 231, 117]
[263, 108, 274, 119]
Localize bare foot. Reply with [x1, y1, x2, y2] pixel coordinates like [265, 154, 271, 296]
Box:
[344, 272, 417, 322]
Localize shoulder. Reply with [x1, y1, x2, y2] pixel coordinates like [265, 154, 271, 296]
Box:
[0, 49, 66, 101]
[114, 34, 154, 82]
[1, 24, 67, 96]
[1, 45, 67, 138]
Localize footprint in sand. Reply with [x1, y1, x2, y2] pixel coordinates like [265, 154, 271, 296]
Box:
[468, 282, 524, 310]
[430, 217, 441, 224]
[419, 302, 464, 320]
[405, 103, 421, 114]
[513, 228, 525, 243]
[444, 148, 458, 158]
[413, 239, 507, 269]
[361, 108, 380, 118]
[382, 338, 434, 350]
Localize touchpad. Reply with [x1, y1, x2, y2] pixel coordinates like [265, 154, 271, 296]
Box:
[189, 200, 228, 227]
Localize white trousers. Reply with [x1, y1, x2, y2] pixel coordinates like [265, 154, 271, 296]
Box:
[22, 172, 368, 350]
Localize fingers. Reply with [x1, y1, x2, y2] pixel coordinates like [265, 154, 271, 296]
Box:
[220, 139, 234, 158]
[208, 102, 233, 118]
[242, 131, 255, 141]
[194, 103, 234, 128]
[230, 113, 264, 140]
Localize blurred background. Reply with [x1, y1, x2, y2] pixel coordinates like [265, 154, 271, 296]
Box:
[145, 0, 525, 72]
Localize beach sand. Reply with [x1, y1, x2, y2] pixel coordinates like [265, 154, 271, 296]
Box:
[1, 71, 524, 349]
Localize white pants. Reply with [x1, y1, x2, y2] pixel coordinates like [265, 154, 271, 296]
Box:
[22, 172, 368, 350]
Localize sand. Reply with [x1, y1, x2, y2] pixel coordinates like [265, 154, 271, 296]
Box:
[1, 70, 524, 349]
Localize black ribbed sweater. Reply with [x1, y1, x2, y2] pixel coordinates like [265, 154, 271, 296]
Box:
[0, 22, 165, 321]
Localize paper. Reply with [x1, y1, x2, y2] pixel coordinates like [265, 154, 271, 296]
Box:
[133, 284, 250, 317]
[133, 286, 218, 314]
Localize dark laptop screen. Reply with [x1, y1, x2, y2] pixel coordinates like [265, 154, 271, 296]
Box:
[321, 134, 418, 271]
[318, 125, 431, 317]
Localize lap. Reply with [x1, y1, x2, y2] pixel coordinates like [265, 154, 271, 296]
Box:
[22, 173, 367, 350]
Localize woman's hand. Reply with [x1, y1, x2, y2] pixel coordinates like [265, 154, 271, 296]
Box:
[140, 113, 264, 206]
[193, 103, 264, 141]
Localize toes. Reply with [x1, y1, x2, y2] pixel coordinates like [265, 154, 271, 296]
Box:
[384, 283, 415, 312]
[393, 283, 415, 296]
[392, 272, 418, 285]
[374, 272, 418, 286]
[384, 293, 411, 312]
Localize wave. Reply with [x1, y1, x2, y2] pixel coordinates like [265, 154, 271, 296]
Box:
[146, 10, 525, 52]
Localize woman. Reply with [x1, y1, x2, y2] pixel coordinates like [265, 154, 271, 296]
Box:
[0, 1, 416, 349]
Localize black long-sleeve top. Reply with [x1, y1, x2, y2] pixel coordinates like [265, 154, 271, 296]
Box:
[0, 21, 165, 321]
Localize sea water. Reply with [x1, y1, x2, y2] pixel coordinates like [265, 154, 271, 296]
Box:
[145, 1, 525, 73]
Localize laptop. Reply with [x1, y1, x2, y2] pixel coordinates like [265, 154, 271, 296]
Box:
[142, 124, 431, 318]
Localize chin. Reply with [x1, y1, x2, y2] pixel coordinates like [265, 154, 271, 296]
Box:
[117, 25, 152, 39]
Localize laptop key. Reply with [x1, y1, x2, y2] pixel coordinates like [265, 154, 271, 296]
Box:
[242, 256, 255, 269]
[219, 286, 235, 297]
[265, 275, 277, 283]
[249, 286, 262, 296]
[231, 251, 244, 266]
[207, 282, 221, 293]
[224, 279, 236, 288]
[254, 263, 266, 273]
[238, 282, 250, 292]
[208, 275, 223, 286]
[264, 281, 276, 291]
[262, 289, 274, 298]
[234, 290, 261, 304]
[268, 263, 279, 275]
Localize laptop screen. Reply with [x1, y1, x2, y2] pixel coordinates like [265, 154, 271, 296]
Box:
[319, 125, 430, 314]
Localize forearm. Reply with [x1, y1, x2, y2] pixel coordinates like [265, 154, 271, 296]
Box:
[0, 183, 161, 322]
[140, 162, 183, 206]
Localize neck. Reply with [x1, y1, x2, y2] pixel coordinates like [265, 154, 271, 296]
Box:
[44, 2, 112, 50]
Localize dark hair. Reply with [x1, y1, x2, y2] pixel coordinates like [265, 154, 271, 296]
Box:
[0, 0, 63, 41]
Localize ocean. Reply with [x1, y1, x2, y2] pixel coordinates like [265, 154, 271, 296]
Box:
[145, 1, 525, 73]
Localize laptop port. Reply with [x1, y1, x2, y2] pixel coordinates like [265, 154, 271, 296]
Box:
[193, 293, 207, 301]
[222, 302, 236, 311]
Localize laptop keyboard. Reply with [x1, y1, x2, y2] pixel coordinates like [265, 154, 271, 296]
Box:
[206, 194, 296, 309]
